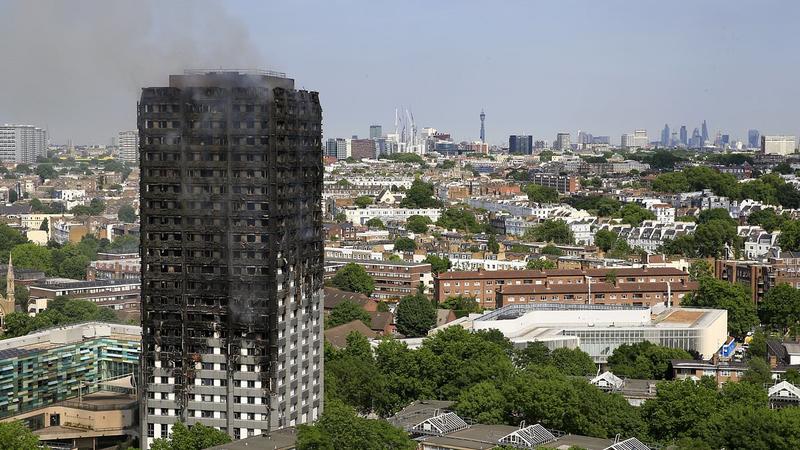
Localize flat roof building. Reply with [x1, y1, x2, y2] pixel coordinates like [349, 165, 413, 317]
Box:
[447, 303, 727, 363]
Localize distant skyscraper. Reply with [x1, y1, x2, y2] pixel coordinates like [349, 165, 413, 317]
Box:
[721, 134, 730, 146]
[0, 124, 47, 164]
[701, 120, 709, 143]
[508, 135, 533, 154]
[369, 125, 382, 139]
[748, 129, 761, 149]
[139, 71, 324, 447]
[679, 126, 688, 146]
[479, 110, 486, 143]
[660, 124, 670, 147]
[577, 130, 593, 145]
[118, 130, 139, 163]
[592, 136, 611, 145]
[633, 130, 648, 148]
[690, 128, 703, 148]
[554, 133, 571, 151]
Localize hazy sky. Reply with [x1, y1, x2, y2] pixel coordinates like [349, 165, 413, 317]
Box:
[1, 0, 798, 145]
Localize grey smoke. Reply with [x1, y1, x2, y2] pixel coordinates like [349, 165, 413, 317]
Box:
[0, 0, 268, 144]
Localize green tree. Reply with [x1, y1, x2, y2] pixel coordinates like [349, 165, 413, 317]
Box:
[439, 295, 481, 314]
[525, 184, 559, 203]
[395, 293, 436, 337]
[514, 342, 552, 368]
[607, 342, 692, 379]
[741, 357, 773, 386]
[747, 208, 788, 232]
[365, 217, 385, 229]
[355, 195, 373, 208]
[7, 189, 17, 203]
[523, 220, 574, 244]
[406, 215, 432, 233]
[527, 258, 556, 270]
[297, 400, 415, 450]
[39, 217, 49, 231]
[618, 203, 656, 226]
[327, 300, 371, 328]
[330, 263, 375, 296]
[594, 229, 618, 252]
[689, 260, 713, 281]
[549, 347, 597, 376]
[436, 208, 483, 233]
[400, 179, 439, 208]
[10, 243, 52, 273]
[538, 150, 553, 162]
[35, 163, 59, 180]
[694, 219, 738, 258]
[487, 234, 500, 253]
[88, 197, 106, 215]
[682, 277, 758, 336]
[150, 421, 231, 450]
[698, 208, 735, 225]
[640, 379, 719, 442]
[759, 283, 800, 333]
[0, 421, 40, 449]
[394, 236, 416, 252]
[0, 224, 28, 261]
[748, 330, 768, 360]
[118, 204, 137, 223]
[455, 382, 506, 424]
[423, 255, 450, 275]
[540, 244, 563, 256]
[652, 172, 690, 193]
[778, 220, 800, 252]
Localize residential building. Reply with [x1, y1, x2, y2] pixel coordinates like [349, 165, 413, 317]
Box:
[118, 130, 140, 163]
[613, 220, 697, 253]
[0, 124, 47, 163]
[738, 226, 780, 260]
[494, 278, 696, 309]
[87, 258, 142, 281]
[0, 323, 139, 450]
[435, 267, 692, 309]
[349, 139, 375, 160]
[527, 173, 581, 193]
[761, 135, 796, 155]
[342, 206, 441, 225]
[28, 279, 141, 316]
[325, 258, 433, 301]
[139, 71, 324, 446]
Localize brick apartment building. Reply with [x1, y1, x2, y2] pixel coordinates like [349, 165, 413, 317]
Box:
[528, 173, 580, 194]
[715, 252, 800, 303]
[435, 267, 693, 309]
[325, 258, 433, 301]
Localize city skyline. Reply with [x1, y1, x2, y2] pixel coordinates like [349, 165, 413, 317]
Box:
[1, 0, 799, 145]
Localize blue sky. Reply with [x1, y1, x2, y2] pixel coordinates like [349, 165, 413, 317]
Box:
[231, 0, 800, 145]
[1, 0, 798, 145]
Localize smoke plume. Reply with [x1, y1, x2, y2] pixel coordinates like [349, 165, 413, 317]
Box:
[0, 0, 266, 144]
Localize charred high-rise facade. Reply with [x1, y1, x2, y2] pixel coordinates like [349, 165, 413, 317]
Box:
[138, 71, 323, 448]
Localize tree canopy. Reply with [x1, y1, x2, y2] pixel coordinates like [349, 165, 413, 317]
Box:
[150, 422, 231, 450]
[0, 421, 40, 450]
[607, 342, 692, 379]
[523, 220, 574, 245]
[525, 184, 559, 204]
[436, 208, 483, 233]
[327, 300, 372, 329]
[2, 296, 119, 339]
[330, 263, 375, 296]
[406, 215, 432, 233]
[423, 255, 450, 275]
[394, 237, 416, 252]
[400, 179, 439, 208]
[395, 293, 436, 337]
